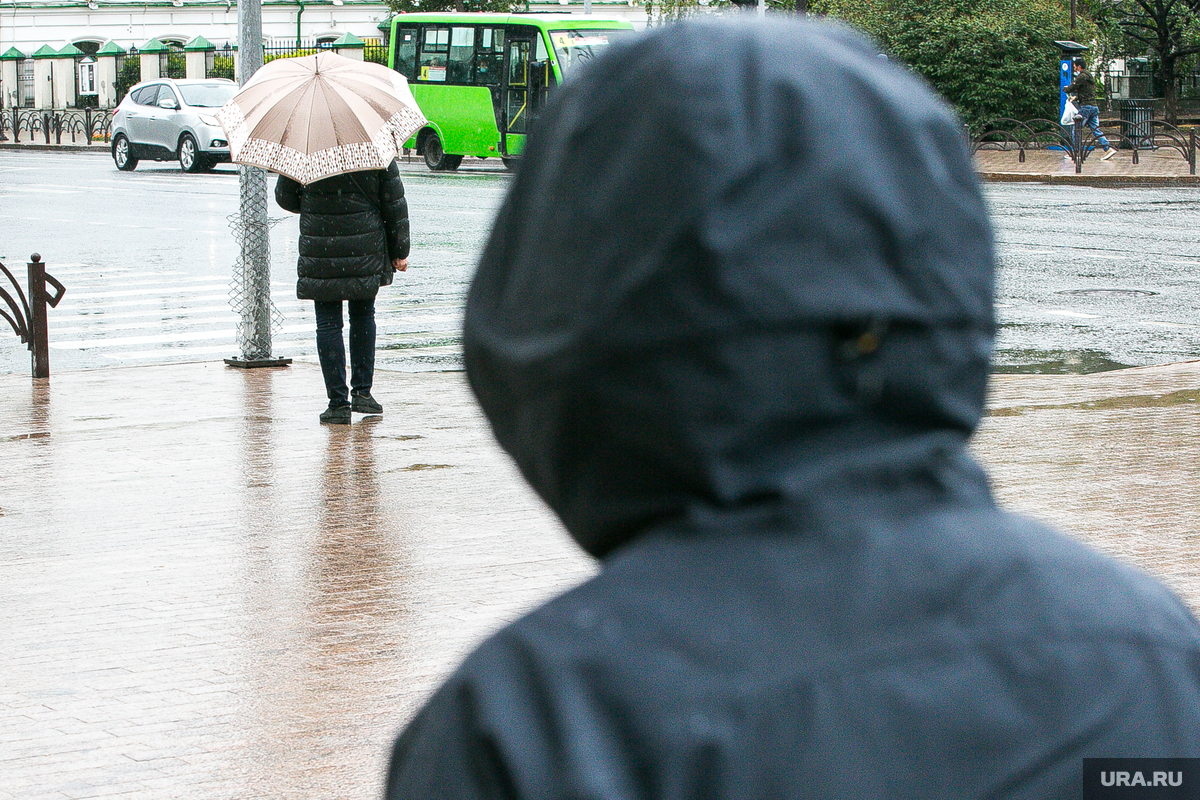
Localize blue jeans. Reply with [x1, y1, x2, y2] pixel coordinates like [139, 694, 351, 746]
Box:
[314, 299, 375, 406]
[1075, 105, 1111, 150]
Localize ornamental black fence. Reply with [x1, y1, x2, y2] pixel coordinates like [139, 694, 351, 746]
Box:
[364, 42, 387, 66]
[971, 116, 1197, 175]
[0, 107, 113, 146]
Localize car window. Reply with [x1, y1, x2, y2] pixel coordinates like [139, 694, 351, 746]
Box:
[157, 86, 179, 107]
[132, 85, 160, 106]
[176, 83, 237, 108]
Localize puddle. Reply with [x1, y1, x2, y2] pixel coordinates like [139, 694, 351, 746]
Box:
[991, 348, 1132, 375]
[1055, 288, 1159, 297]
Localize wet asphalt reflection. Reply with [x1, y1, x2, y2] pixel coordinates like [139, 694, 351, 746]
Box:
[1, 151, 1198, 375]
[988, 184, 1200, 373]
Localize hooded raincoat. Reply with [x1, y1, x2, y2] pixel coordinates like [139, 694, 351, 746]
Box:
[385, 19, 1200, 799]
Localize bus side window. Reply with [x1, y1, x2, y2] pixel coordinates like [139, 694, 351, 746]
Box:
[474, 27, 504, 86]
[419, 26, 450, 82]
[449, 26, 475, 84]
[394, 27, 417, 80]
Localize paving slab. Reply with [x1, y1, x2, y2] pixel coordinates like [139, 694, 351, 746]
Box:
[975, 148, 1200, 185]
[3, 358, 1200, 799]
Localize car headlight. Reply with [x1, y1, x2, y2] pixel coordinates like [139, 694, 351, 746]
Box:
[198, 113, 220, 126]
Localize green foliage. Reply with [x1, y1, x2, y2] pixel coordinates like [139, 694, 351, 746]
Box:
[116, 56, 142, 102]
[815, 0, 1092, 127]
[209, 55, 236, 80]
[642, 0, 704, 23]
[384, 0, 519, 13]
[165, 52, 186, 79]
[264, 47, 320, 63]
[1080, 0, 1200, 120]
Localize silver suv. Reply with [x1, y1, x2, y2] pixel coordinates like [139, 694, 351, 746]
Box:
[111, 78, 238, 173]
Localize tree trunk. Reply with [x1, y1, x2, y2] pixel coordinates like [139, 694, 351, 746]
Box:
[1160, 53, 1179, 123]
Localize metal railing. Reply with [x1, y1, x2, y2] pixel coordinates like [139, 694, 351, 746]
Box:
[1, 254, 66, 379]
[0, 108, 113, 145]
[971, 116, 1196, 175]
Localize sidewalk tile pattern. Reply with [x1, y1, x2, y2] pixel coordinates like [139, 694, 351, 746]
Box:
[1, 363, 593, 800]
[975, 149, 1200, 183]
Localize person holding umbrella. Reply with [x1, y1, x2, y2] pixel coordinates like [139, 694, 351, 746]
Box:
[275, 164, 409, 424]
[216, 51, 428, 424]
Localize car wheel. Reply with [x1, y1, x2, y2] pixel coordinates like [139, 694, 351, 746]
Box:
[113, 134, 138, 171]
[423, 133, 458, 171]
[178, 134, 202, 173]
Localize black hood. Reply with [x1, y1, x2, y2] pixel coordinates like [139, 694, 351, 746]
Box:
[464, 18, 996, 558]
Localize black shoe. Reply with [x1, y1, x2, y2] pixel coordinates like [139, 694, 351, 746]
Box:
[351, 393, 383, 415]
[320, 404, 352, 425]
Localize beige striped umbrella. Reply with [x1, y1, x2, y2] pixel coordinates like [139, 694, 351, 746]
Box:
[216, 50, 428, 185]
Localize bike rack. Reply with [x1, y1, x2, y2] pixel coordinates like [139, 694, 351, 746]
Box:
[973, 116, 1197, 175]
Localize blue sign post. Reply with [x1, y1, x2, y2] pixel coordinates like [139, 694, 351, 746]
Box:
[1054, 40, 1088, 121]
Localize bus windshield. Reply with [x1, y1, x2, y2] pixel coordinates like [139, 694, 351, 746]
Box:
[549, 29, 631, 75]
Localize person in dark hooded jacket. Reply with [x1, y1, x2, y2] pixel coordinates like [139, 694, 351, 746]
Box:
[385, 18, 1200, 799]
[276, 162, 409, 424]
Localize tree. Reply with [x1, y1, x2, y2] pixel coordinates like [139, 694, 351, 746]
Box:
[385, 0, 518, 13]
[815, 0, 1092, 128]
[1085, 0, 1200, 122]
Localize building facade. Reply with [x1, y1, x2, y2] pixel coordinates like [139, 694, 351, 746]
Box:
[0, 0, 646, 109]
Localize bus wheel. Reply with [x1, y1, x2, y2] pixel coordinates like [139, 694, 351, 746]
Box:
[502, 157, 519, 172]
[423, 134, 459, 171]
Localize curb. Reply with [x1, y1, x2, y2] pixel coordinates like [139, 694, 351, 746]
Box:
[978, 171, 1200, 187]
[4, 146, 1199, 184]
[0, 142, 110, 154]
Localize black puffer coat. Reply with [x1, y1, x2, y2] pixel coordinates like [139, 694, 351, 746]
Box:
[385, 19, 1200, 800]
[275, 161, 409, 302]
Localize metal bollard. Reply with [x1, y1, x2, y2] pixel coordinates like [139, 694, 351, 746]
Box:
[1073, 115, 1084, 173]
[29, 255, 64, 378]
[0, 254, 66, 380]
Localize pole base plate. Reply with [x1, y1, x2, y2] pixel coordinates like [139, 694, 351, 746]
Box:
[224, 357, 293, 369]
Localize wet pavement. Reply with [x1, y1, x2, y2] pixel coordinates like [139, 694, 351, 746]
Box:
[987, 182, 1200, 372]
[0, 150, 507, 375]
[4, 143, 1200, 799]
[5, 358, 1200, 799]
[1, 362, 592, 800]
[6, 150, 1200, 378]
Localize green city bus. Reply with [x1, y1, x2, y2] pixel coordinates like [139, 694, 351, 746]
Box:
[386, 13, 635, 170]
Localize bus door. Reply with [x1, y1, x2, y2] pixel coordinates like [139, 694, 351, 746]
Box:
[501, 29, 551, 155]
[393, 26, 418, 79]
[501, 34, 531, 155]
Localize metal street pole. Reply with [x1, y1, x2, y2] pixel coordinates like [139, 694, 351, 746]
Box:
[226, 0, 291, 369]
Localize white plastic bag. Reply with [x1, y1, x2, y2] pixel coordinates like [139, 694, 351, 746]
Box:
[1060, 99, 1079, 125]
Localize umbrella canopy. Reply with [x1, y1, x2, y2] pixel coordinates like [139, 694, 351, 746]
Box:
[217, 51, 428, 184]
